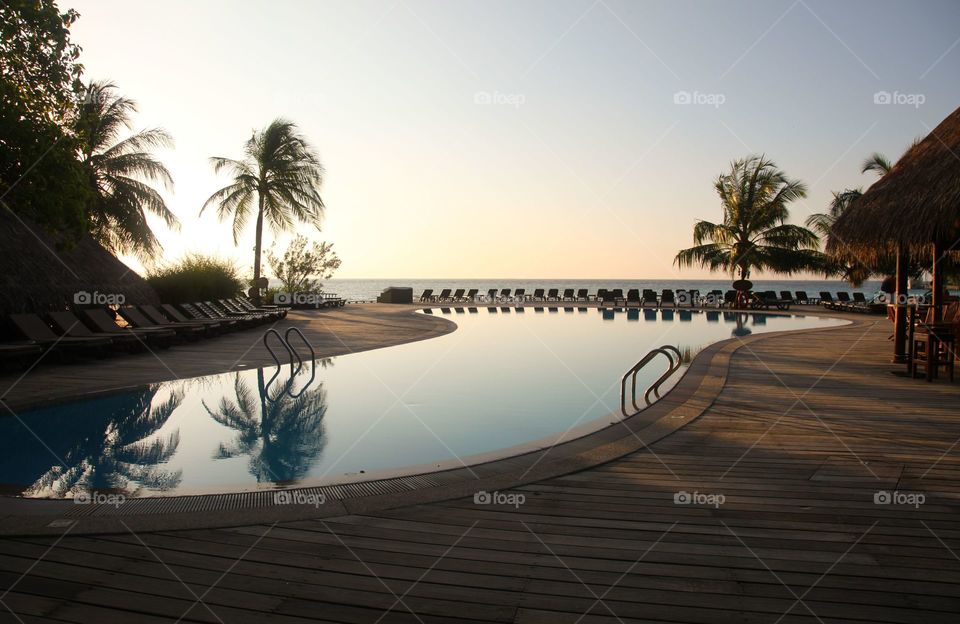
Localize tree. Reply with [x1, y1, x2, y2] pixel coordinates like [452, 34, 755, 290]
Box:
[74, 81, 178, 260]
[266, 235, 341, 294]
[675, 155, 825, 287]
[201, 119, 325, 297]
[0, 0, 89, 237]
[807, 152, 901, 285]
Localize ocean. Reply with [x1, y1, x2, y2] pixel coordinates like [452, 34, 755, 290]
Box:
[301, 278, 915, 302]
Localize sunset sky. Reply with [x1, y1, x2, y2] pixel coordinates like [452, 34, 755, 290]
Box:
[67, 0, 960, 280]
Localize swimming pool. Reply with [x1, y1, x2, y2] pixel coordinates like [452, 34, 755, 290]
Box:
[0, 308, 845, 498]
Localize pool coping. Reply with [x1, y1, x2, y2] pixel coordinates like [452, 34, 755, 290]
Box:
[0, 309, 865, 536]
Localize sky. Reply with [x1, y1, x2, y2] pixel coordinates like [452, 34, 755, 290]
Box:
[66, 0, 960, 280]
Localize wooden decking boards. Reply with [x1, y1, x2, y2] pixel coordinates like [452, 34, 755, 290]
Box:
[0, 313, 958, 622]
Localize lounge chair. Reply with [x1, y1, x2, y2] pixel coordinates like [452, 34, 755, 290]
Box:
[227, 298, 284, 320]
[660, 290, 676, 308]
[119, 306, 206, 339]
[724, 290, 738, 308]
[161, 304, 235, 332]
[779, 291, 795, 304]
[688, 290, 700, 307]
[184, 302, 258, 328]
[751, 291, 791, 310]
[0, 342, 44, 367]
[532, 288, 545, 301]
[576, 288, 589, 301]
[819, 292, 835, 307]
[794, 291, 814, 304]
[208, 300, 273, 322]
[513, 288, 526, 302]
[8, 313, 113, 354]
[451, 288, 465, 302]
[435, 288, 452, 303]
[625, 289, 641, 307]
[48, 310, 142, 350]
[705, 290, 724, 307]
[80, 308, 177, 344]
[139, 305, 222, 336]
[418, 289, 433, 303]
[465, 288, 479, 302]
[836, 292, 851, 306]
[562, 288, 575, 301]
[610, 288, 625, 305]
[641, 289, 658, 307]
[546, 288, 560, 301]
[498, 288, 511, 302]
[486, 289, 497, 303]
[596, 289, 608, 304]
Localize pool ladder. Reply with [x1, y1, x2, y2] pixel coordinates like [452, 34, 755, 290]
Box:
[263, 328, 316, 399]
[620, 345, 682, 417]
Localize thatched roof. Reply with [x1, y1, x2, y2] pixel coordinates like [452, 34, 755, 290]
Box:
[0, 212, 159, 316]
[829, 105, 960, 263]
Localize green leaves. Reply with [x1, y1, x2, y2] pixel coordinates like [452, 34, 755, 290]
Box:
[676, 155, 826, 279]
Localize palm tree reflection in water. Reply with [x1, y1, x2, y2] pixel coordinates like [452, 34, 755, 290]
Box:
[204, 360, 331, 485]
[25, 387, 184, 498]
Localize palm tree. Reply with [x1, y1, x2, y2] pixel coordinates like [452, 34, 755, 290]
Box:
[74, 81, 178, 260]
[675, 156, 824, 294]
[201, 119, 325, 294]
[23, 386, 184, 498]
[203, 364, 330, 484]
[806, 153, 893, 285]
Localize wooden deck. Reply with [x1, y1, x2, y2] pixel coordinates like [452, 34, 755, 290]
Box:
[1, 316, 959, 622]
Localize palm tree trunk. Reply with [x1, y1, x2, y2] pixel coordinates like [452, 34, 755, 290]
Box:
[252, 193, 265, 303]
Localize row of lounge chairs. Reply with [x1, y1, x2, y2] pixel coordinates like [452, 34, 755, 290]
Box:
[418, 287, 885, 312]
[1, 298, 288, 367]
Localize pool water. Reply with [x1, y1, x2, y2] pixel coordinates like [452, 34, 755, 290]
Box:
[0, 308, 845, 498]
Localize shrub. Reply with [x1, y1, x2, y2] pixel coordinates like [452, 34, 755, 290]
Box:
[147, 254, 244, 303]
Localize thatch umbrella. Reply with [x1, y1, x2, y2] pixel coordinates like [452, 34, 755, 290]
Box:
[0, 213, 159, 317]
[829, 105, 960, 361]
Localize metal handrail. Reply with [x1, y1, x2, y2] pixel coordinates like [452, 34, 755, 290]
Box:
[620, 345, 683, 417]
[263, 328, 318, 400]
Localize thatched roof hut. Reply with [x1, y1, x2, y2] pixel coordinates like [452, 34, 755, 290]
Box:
[828, 105, 960, 263]
[0, 213, 159, 316]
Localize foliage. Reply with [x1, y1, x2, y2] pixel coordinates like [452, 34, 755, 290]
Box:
[201, 118, 325, 285]
[0, 0, 89, 237]
[675, 155, 827, 280]
[146, 254, 243, 303]
[74, 80, 178, 260]
[266, 235, 341, 293]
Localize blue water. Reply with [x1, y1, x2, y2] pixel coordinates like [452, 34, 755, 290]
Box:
[0, 309, 845, 498]
[317, 278, 919, 302]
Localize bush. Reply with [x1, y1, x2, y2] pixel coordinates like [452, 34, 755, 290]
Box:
[147, 254, 244, 303]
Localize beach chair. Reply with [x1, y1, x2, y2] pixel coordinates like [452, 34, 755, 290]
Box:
[625, 289, 641, 307]
[660, 289, 676, 308]
[641, 289, 658, 307]
[546, 288, 560, 301]
[8, 313, 113, 355]
[418, 289, 433, 302]
[162, 304, 235, 332]
[119, 306, 206, 339]
[80, 308, 178, 343]
[576, 288, 589, 301]
[140, 304, 222, 336]
[48, 310, 142, 350]
[562, 288, 575, 301]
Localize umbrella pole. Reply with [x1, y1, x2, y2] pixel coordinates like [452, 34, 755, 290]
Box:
[893, 246, 909, 363]
[932, 239, 944, 322]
